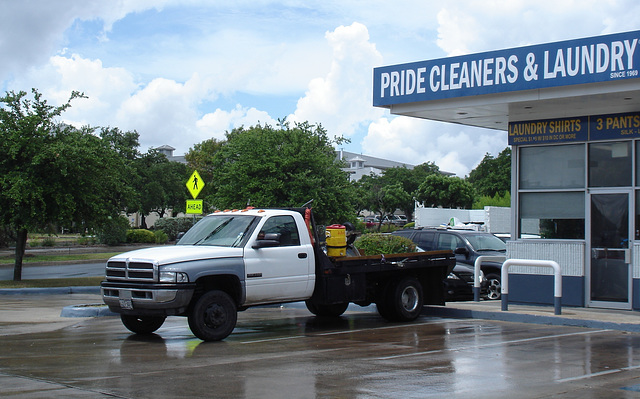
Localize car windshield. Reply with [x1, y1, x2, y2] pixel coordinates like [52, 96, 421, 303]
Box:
[465, 233, 506, 252]
[177, 215, 257, 247]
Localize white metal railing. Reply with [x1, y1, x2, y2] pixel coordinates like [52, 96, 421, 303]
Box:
[473, 255, 506, 302]
[501, 259, 562, 315]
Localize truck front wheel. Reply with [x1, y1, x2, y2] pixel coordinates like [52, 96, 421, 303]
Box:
[188, 290, 237, 341]
[305, 300, 349, 317]
[120, 315, 166, 335]
[384, 277, 424, 322]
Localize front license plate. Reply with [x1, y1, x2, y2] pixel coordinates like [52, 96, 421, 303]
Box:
[119, 298, 133, 310]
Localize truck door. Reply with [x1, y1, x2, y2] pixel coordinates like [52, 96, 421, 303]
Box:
[243, 215, 314, 304]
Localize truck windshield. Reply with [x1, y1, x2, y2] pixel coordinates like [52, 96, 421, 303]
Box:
[177, 215, 258, 247]
[465, 233, 506, 252]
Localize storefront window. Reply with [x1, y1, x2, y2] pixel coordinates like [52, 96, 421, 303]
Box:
[636, 141, 640, 186]
[589, 141, 631, 187]
[519, 144, 585, 189]
[519, 192, 585, 239]
[635, 190, 640, 240]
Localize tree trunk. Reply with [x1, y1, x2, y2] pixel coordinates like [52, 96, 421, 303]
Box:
[140, 215, 147, 230]
[13, 228, 28, 281]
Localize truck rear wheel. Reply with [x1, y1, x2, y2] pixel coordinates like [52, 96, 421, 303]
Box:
[120, 315, 166, 335]
[384, 277, 424, 322]
[188, 290, 237, 341]
[305, 300, 349, 317]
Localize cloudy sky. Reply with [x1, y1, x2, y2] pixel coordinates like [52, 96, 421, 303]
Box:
[2, 1, 640, 176]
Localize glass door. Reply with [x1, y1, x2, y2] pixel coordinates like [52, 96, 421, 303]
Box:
[589, 192, 632, 309]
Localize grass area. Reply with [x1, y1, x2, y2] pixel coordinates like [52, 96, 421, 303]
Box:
[0, 276, 103, 288]
[0, 252, 121, 264]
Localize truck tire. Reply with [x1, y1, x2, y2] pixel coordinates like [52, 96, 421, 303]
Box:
[188, 290, 237, 341]
[375, 281, 392, 320]
[305, 300, 349, 317]
[384, 277, 424, 322]
[120, 315, 166, 335]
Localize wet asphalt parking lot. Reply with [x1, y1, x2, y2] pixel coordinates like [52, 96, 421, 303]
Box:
[2, 295, 640, 398]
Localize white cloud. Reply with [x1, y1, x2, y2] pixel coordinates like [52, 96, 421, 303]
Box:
[363, 117, 507, 177]
[435, 1, 640, 56]
[196, 105, 278, 140]
[3, 0, 640, 173]
[289, 22, 385, 139]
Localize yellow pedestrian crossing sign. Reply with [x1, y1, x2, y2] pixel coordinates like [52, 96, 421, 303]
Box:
[187, 170, 204, 199]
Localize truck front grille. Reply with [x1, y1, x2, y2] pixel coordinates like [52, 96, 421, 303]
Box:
[106, 260, 156, 282]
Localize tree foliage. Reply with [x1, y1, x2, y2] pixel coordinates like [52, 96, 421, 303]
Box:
[185, 138, 224, 204]
[415, 174, 474, 209]
[473, 192, 511, 209]
[133, 149, 188, 227]
[379, 162, 440, 221]
[0, 89, 136, 279]
[207, 121, 353, 224]
[468, 147, 511, 197]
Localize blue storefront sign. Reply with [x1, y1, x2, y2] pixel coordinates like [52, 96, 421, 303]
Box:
[374, 30, 640, 107]
[509, 111, 640, 145]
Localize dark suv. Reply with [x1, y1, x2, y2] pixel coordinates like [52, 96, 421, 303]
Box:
[392, 228, 506, 299]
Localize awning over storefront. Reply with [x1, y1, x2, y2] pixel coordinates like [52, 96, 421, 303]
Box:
[373, 30, 640, 131]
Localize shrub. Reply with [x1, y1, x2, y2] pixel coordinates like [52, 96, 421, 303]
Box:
[41, 236, 56, 247]
[154, 217, 198, 241]
[354, 233, 416, 256]
[404, 222, 415, 228]
[96, 216, 131, 246]
[29, 239, 41, 247]
[77, 236, 97, 245]
[154, 230, 169, 244]
[127, 229, 157, 243]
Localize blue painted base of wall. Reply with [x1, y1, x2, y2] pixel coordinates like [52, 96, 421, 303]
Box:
[509, 275, 640, 310]
[508, 274, 584, 307]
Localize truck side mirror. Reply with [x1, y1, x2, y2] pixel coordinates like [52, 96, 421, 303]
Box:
[252, 233, 281, 249]
[454, 246, 469, 256]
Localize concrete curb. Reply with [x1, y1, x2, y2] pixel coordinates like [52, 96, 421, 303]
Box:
[424, 305, 640, 333]
[0, 286, 100, 295]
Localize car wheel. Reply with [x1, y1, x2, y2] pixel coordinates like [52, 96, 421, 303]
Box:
[486, 273, 501, 300]
[120, 315, 166, 335]
[188, 290, 237, 341]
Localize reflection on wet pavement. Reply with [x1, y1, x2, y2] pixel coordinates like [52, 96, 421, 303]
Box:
[1, 304, 640, 398]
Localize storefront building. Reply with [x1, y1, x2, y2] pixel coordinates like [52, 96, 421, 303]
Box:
[373, 30, 640, 310]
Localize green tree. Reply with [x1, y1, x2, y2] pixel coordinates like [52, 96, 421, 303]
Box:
[0, 89, 135, 279]
[357, 174, 389, 229]
[185, 138, 224, 206]
[467, 147, 511, 197]
[472, 192, 511, 209]
[208, 121, 353, 224]
[134, 149, 188, 228]
[415, 174, 474, 209]
[381, 162, 440, 221]
[98, 127, 141, 215]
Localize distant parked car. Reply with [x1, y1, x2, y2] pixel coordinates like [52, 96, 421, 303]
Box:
[362, 214, 407, 228]
[392, 227, 506, 300]
[385, 215, 407, 226]
[363, 216, 378, 228]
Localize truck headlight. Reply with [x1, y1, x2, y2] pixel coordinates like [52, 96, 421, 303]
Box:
[159, 271, 189, 283]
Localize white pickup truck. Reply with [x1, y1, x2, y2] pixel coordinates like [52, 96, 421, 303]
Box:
[101, 207, 455, 341]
